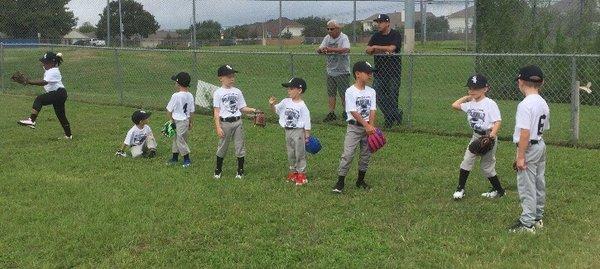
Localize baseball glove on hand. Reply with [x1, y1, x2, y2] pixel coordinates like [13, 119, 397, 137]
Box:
[253, 110, 266, 127]
[468, 135, 495, 155]
[11, 71, 29, 85]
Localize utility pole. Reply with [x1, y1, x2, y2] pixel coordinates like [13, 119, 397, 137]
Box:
[118, 0, 124, 47]
[106, 0, 111, 46]
[405, 0, 415, 52]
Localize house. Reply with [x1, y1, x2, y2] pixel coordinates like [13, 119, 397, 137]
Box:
[360, 11, 435, 32]
[62, 30, 91, 45]
[246, 17, 305, 38]
[446, 6, 474, 33]
[140, 30, 181, 48]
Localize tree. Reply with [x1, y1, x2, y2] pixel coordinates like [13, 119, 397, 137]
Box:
[0, 0, 76, 39]
[416, 16, 449, 35]
[341, 22, 365, 37]
[96, 0, 159, 40]
[295, 16, 329, 37]
[192, 20, 222, 41]
[78, 22, 96, 34]
[223, 25, 251, 39]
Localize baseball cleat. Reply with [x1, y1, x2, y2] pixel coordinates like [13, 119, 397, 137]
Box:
[453, 189, 465, 199]
[508, 220, 535, 234]
[235, 169, 244, 179]
[213, 173, 221, 179]
[182, 160, 191, 168]
[356, 179, 370, 190]
[332, 180, 344, 194]
[287, 172, 298, 182]
[295, 173, 307, 186]
[481, 189, 504, 198]
[534, 219, 544, 229]
[18, 118, 36, 129]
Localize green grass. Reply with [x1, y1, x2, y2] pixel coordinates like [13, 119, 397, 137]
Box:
[0, 95, 599, 267]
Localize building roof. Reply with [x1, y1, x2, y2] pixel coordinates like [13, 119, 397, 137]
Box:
[63, 30, 91, 39]
[245, 17, 304, 36]
[447, 6, 475, 19]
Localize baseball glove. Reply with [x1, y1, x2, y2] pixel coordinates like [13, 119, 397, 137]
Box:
[11, 71, 29, 85]
[468, 135, 495, 155]
[161, 121, 176, 138]
[253, 110, 266, 127]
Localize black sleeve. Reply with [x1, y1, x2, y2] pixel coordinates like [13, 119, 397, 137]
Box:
[367, 33, 376, 46]
[392, 30, 402, 53]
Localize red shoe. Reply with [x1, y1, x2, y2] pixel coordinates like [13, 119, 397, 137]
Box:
[295, 173, 307, 186]
[287, 171, 298, 182]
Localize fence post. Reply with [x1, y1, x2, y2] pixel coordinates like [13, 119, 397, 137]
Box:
[114, 48, 124, 105]
[289, 52, 295, 78]
[0, 43, 4, 91]
[570, 56, 579, 145]
[407, 53, 414, 129]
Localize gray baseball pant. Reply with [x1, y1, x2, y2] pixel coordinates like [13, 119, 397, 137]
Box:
[285, 128, 307, 173]
[216, 119, 246, 158]
[172, 119, 190, 155]
[517, 140, 547, 227]
[338, 124, 371, 176]
[131, 135, 157, 158]
[460, 133, 498, 178]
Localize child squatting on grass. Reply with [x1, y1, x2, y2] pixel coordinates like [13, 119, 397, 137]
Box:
[116, 110, 157, 158]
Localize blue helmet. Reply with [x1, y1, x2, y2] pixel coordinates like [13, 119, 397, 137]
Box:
[305, 135, 322, 154]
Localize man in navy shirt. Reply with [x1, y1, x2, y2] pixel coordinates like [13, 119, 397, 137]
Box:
[366, 14, 403, 127]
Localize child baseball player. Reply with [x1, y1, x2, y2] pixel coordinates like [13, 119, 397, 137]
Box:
[17, 51, 72, 139]
[166, 72, 195, 168]
[333, 61, 377, 193]
[269, 77, 311, 186]
[213, 65, 262, 179]
[451, 74, 505, 200]
[116, 110, 157, 158]
[509, 65, 550, 233]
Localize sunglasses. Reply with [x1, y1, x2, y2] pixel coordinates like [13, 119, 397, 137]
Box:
[327, 27, 336, 30]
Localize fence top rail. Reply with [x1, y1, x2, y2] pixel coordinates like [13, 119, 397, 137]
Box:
[2, 43, 600, 58]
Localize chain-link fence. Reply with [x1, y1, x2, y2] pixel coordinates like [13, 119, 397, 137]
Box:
[1, 44, 599, 147]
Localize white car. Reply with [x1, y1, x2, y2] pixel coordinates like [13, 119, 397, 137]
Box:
[90, 38, 106, 46]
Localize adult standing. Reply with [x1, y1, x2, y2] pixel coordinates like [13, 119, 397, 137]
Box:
[366, 14, 403, 127]
[317, 20, 351, 122]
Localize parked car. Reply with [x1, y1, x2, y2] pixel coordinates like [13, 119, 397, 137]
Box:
[73, 40, 90, 46]
[90, 38, 106, 46]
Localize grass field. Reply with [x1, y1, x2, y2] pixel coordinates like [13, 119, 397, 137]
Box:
[0, 95, 599, 267]
[2, 44, 599, 148]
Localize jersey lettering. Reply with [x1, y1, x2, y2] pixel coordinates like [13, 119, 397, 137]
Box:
[537, 114, 547, 135]
[183, 103, 188, 114]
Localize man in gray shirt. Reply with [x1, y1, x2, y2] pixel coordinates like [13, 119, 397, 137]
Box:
[317, 20, 351, 122]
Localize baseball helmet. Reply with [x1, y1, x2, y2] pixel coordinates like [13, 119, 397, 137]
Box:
[367, 128, 386, 153]
[161, 121, 176, 138]
[305, 135, 322, 154]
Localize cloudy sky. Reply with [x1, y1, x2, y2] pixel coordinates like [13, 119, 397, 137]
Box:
[67, 0, 466, 29]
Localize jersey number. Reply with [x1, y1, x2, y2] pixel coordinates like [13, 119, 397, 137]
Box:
[537, 114, 547, 135]
[183, 103, 188, 114]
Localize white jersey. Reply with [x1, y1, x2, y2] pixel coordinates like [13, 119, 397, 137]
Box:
[513, 94, 550, 143]
[274, 98, 311, 130]
[460, 97, 501, 133]
[166, 91, 195, 121]
[124, 124, 153, 146]
[345, 85, 377, 122]
[213, 87, 247, 118]
[43, 67, 65, 93]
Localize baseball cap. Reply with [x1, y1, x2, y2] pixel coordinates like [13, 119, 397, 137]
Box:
[131, 110, 151, 124]
[465, 74, 489, 89]
[217, 65, 238, 77]
[39, 51, 59, 63]
[282, 77, 307, 93]
[516, 65, 544, 83]
[353, 61, 376, 74]
[373, 14, 390, 22]
[171, 72, 191, 87]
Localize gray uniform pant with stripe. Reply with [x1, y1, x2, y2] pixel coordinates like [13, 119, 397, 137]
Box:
[216, 120, 246, 158]
[285, 128, 307, 173]
[460, 133, 498, 178]
[131, 135, 157, 158]
[517, 140, 547, 227]
[338, 124, 371, 176]
[172, 119, 190, 155]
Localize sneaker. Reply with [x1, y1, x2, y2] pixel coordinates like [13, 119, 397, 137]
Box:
[18, 118, 36, 129]
[453, 189, 465, 199]
[235, 169, 244, 179]
[481, 188, 504, 198]
[332, 180, 344, 194]
[508, 220, 535, 234]
[356, 179, 370, 190]
[166, 159, 178, 166]
[295, 173, 307, 186]
[534, 219, 544, 229]
[323, 112, 337, 122]
[182, 160, 191, 168]
[214, 173, 221, 179]
[63, 135, 73, 140]
[287, 171, 298, 182]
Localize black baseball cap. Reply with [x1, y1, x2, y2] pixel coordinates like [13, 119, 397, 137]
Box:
[465, 74, 489, 89]
[353, 61, 376, 74]
[131, 110, 151, 124]
[516, 65, 544, 83]
[39, 51, 59, 63]
[171, 72, 191, 87]
[282, 77, 307, 92]
[373, 14, 390, 22]
[217, 65, 238, 77]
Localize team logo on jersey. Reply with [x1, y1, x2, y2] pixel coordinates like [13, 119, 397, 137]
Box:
[356, 97, 371, 119]
[221, 93, 239, 114]
[284, 108, 300, 128]
[132, 133, 147, 146]
[467, 108, 486, 133]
